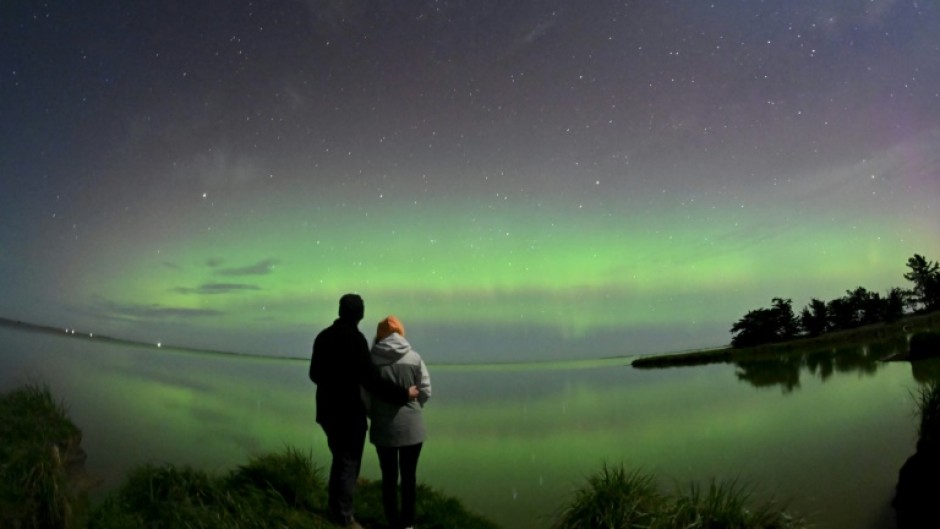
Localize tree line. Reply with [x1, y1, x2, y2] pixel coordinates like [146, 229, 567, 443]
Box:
[730, 253, 940, 349]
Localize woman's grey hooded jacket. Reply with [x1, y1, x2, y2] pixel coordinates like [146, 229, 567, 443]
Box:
[363, 333, 431, 447]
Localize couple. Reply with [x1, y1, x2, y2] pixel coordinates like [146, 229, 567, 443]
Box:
[309, 293, 432, 529]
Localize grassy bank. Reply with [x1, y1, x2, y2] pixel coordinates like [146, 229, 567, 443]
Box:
[632, 311, 940, 369]
[88, 449, 499, 529]
[0, 384, 90, 529]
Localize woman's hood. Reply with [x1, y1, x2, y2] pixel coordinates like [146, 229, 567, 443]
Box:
[371, 333, 411, 365]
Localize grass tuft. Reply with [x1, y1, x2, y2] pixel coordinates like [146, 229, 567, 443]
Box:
[552, 464, 808, 529]
[225, 446, 327, 511]
[661, 478, 802, 529]
[552, 463, 661, 529]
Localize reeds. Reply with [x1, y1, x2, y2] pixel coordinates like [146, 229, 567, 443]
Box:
[552, 464, 661, 529]
[552, 463, 807, 529]
[914, 381, 940, 446]
[659, 479, 802, 529]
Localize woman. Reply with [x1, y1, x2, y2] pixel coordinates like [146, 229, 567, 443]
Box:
[363, 315, 431, 529]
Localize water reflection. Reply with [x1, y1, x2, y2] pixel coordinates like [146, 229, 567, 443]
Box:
[0, 325, 927, 529]
[733, 337, 908, 392]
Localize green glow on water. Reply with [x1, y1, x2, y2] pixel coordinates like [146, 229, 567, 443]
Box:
[0, 328, 927, 529]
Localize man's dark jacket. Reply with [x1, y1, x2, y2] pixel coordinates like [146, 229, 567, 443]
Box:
[309, 318, 408, 432]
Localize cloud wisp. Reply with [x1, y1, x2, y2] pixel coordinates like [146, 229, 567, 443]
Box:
[172, 283, 262, 295]
[213, 259, 281, 276]
[95, 300, 225, 320]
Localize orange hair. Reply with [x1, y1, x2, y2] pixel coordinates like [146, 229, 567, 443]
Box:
[376, 315, 405, 341]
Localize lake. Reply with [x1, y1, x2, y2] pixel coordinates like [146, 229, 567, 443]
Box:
[2, 323, 936, 528]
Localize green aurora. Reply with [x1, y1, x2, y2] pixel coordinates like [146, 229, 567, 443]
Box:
[55, 186, 935, 360]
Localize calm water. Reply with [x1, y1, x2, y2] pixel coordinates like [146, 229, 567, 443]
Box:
[2, 324, 936, 528]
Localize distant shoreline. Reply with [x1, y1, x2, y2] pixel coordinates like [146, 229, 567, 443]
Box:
[0, 316, 636, 368]
[7, 312, 937, 371]
[0, 315, 690, 369]
[0, 317, 303, 362]
[631, 311, 940, 369]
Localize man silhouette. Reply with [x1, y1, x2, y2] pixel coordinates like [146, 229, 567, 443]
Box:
[309, 293, 418, 528]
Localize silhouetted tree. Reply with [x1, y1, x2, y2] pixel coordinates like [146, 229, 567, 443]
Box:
[827, 296, 858, 331]
[772, 297, 800, 338]
[730, 308, 777, 348]
[799, 298, 829, 336]
[729, 252, 937, 348]
[730, 298, 799, 348]
[904, 254, 940, 312]
[883, 287, 906, 323]
[847, 286, 883, 326]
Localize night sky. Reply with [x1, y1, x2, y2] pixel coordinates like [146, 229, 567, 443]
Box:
[2, 1, 939, 362]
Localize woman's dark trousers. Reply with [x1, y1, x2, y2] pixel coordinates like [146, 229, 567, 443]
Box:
[376, 443, 423, 528]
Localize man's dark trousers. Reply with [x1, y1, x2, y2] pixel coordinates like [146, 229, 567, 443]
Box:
[324, 424, 366, 523]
